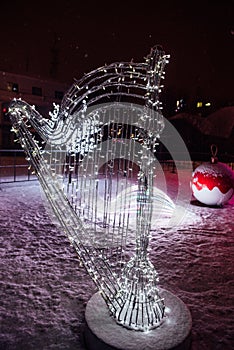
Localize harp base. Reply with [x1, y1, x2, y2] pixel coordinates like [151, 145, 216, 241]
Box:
[84, 289, 192, 350]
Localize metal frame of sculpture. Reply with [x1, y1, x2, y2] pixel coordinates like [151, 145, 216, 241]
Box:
[9, 46, 170, 331]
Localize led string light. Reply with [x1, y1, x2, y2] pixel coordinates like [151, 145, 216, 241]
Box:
[9, 45, 170, 331]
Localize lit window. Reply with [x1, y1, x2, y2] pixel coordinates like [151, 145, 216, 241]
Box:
[2, 102, 9, 117]
[197, 102, 203, 108]
[7, 82, 19, 93]
[12, 83, 19, 92]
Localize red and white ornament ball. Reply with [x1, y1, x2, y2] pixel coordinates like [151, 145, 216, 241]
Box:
[191, 162, 234, 206]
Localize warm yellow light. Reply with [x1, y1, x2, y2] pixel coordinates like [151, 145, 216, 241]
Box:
[197, 102, 203, 108]
[205, 102, 211, 107]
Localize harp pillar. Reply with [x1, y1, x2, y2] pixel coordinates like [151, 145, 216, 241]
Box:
[84, 290, 192, 350]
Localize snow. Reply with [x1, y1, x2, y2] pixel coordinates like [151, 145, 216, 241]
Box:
[85, 290, 192, 350]
[0, 169, 233, 349]
[191, 185, 233, 206]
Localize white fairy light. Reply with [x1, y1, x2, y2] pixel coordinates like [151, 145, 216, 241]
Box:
[8, 45, 170, 332]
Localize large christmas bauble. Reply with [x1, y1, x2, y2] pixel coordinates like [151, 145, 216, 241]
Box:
[191, 162, 234, 206]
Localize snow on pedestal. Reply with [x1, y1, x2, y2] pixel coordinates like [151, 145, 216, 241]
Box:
[84, 290, 192, 350]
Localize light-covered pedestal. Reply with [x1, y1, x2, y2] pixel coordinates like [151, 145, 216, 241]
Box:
[85, 289, 192, 350]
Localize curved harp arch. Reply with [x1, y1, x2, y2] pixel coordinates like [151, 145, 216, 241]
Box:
[9, 46, 171, 331]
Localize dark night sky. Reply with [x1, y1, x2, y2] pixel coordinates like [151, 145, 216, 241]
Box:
[0, 0, 233, 104]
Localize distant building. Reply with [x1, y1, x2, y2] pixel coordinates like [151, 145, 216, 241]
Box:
[0, 71, 69, 148]
[168, 107, 234, 160]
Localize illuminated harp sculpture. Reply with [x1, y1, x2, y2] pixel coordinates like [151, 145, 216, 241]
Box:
[9, 46, 191, 347]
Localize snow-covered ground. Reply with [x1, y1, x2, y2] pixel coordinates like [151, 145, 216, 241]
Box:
[0, 169, 233, 350]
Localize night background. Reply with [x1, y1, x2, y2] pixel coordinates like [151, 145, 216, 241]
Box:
[0, 1, 234, 350]
[0, 0, 233, 110]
